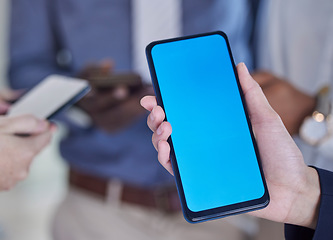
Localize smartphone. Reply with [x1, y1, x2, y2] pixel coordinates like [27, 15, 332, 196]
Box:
[7, 75, 90, 120]
[88, 73, 143, 95]
[146, 31, 269, 223]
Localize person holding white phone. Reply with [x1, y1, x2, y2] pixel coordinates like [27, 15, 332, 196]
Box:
[0, 90, 56, 190]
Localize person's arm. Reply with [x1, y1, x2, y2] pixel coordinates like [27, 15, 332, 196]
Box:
[0, 114, 55, 190]
[141, 63, 323, 233]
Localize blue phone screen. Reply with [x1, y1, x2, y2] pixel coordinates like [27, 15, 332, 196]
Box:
[150, 34, 265, 213]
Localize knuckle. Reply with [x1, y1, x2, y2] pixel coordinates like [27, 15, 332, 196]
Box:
[155, 106, 165, 118]
[161, 121, 172, 135]
[264, 110, 283, 125]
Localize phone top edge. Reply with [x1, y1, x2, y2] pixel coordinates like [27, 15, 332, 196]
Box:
[47, 85, 91, 120]
[146, 31, 228, 53]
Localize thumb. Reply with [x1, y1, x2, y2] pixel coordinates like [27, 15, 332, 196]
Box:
[0, 115, 49, 135]
[237, 63, 281, 127]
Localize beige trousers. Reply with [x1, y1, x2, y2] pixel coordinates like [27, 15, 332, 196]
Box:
[52, 187, 252, 240]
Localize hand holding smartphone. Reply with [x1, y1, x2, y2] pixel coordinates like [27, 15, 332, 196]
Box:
[146, 31, 269, 223]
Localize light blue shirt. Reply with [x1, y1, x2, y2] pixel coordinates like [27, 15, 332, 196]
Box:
[9, 0, 253, 187]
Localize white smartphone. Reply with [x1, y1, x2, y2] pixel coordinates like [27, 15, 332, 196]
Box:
[7, 75, 90, 119]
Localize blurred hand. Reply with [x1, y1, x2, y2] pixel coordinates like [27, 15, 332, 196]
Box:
[77, 60, 114, 81]
[251, 71, 316, 135]
[0, 115, 56, 190]
[79, 86, 153, 132]
[0, 89, 23, 114]
[77, 60, 153, 132]
[140, 63, 320, 229]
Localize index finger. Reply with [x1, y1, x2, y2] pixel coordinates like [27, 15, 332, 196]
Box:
[0, 115, 49, 135]
[140, 96, 157, 112]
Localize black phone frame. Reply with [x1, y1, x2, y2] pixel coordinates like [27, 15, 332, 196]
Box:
[146, 31, 269, 223]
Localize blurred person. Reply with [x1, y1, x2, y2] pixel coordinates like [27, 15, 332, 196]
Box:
[252, 0, 333, 171]
[0, 89, 55, 190]
[141, 63, 332, 239]
[9, 0, 258, 239]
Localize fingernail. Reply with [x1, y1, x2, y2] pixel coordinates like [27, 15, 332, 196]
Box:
[241, 62, 249, 74]
[156, 125, 163, 135]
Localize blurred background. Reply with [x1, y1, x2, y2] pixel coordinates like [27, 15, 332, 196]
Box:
[0, 1, 283, 239]
[0, 0, 9, 88]
[0, 3, 67, 240]
[1, 0, 330, 239]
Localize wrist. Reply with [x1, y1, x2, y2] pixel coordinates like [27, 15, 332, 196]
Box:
[286, 167, 321, 229]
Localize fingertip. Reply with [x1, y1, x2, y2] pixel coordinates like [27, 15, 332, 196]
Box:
[0, 103, 10, 113]
[148, 105, 166, 131]
[140, 95, 150, 109]
[237, 62, 249, 73]
[156, 121, 172, 136]
[163, 121, 172, 135]
[139, 96, 146, 108]
[140, 96, 157, 111]
[154, 105, 165, 120]
[237, 62, 260, 95]
[50, 123, 58, 133]
[158, 140, 174, 175]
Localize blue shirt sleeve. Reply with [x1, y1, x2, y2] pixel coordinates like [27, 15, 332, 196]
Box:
[9, 0, 70, 90]
[285, 167, 333, 239]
